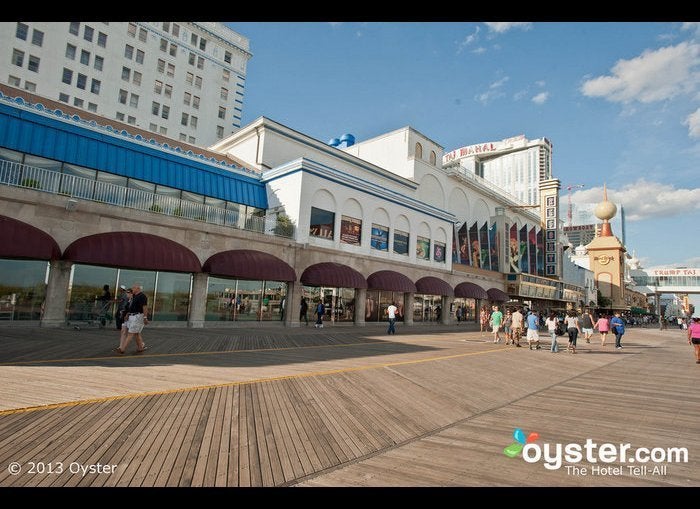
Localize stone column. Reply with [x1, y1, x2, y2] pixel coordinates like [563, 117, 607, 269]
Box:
[187, 272, 209, 328]
[354, 288, 366, 326]
[442, 295, 453, 325]
[41, 260, 73, 328]
[284, 281, 298, 327]
[404, 292, 414, 326]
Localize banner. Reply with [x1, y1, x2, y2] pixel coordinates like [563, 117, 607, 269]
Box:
[519, 226, 529, 273]
[469, 222, 479, 267]
[509, 224, 521, 273]
[340, 216, 362, 245]
[452, 225, 459, 264]
[488, 222, 499, 272]
[434, 242, 446, 263]
[416, 236, 430, 260]
[528, 226, 537, 275]
[393, 230, 409, 255]
[371, 224, 389, 251]
[536, 228, 544, 276]
[458, 223, 469, 265]
[479, 222, 490, 271]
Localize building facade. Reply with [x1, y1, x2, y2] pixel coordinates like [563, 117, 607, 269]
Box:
[0, 87, 585, 329]
[0, 21, 250, 147]
[442, 134, 553, 206]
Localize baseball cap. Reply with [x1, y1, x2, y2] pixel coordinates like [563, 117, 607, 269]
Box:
[119, 285, 126, 290]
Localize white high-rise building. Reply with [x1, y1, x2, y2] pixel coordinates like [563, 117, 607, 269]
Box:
[0, 21, 251, 147]
[443, 134, 553, 205]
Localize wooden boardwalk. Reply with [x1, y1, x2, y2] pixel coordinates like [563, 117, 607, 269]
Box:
[0, 325, 697, 487]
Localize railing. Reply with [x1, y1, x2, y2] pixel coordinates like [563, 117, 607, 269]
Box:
[0, 160, 295, 238]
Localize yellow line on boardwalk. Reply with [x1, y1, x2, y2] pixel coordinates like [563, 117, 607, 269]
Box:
[0, 345, 507, 416]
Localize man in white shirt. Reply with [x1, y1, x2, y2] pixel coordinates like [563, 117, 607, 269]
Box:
[387, 301, 398, 335]
[510, 308, 524, 347]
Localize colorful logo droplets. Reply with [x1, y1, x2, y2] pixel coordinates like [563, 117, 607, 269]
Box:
[503, 428, 540, 458]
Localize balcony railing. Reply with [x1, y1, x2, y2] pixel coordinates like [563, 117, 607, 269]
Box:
[0, 160, 295, 238]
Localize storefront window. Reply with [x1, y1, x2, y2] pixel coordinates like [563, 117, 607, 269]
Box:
[0, 259, 48, 320]
[413, 294, 441, 322]
[453, 298, 476, 322]
[302, 285, 355, 323]
[152, 272, 191, 321]
[205, 277, 287, 322]
[366, 290, 404, 322]
[67, 264, 118, 323]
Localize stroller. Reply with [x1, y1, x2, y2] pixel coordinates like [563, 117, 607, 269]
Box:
[69, 299, 112, 330]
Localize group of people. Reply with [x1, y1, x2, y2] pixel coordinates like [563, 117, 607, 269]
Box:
[487, 305, 627, 354]
[112, 283, 149, 355]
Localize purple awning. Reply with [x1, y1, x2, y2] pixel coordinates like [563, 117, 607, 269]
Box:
[64, 232, 201, 273]
[454, 282, 489, 300]
[487, 287, 510, 302]
[0, 215, 60, 260]
[367, 270, 417, 293]
[415, 276, 454, 296]
[300, 262, 366, 289]
[203, 249, 296, 281]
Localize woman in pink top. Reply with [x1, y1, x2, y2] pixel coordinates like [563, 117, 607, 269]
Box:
[594, 314, 610, 347]
[687, 317, 700, 364]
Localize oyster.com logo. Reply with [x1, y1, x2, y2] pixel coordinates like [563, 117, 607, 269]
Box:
[503, 428, 540, 458]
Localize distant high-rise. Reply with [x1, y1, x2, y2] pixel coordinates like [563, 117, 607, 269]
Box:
[0, 21, 251, 147]
[563, 202, 625, 247]
[443, 134, 553, 205]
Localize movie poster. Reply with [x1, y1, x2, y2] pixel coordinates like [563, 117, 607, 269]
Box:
[458, 223, 469, 265]
[469, 222, 479, 268]
[509, 224, 521, 273]
[452, 225, 459, 264]
[519, 225, 529, 273]
[488, 222, 499, 272]
[479, 222, 490, 271]
[416, 236, 430, 260]
[528, 226, 537, 275]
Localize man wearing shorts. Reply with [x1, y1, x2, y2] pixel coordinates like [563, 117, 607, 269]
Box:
[490, 305, 503, 343]
[115, 283, 149, 354]
[510, 307, 524, 347]
[526, 310, 541, 350]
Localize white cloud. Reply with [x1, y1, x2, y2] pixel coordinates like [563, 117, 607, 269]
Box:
[535, 80, 546, 87]
[513, 89, 528, 101]
[580, 42, 700, 103]
[457, 26, 481, 54]
[531, 91, 549, 104]
[475, 76, 509, 105]
[490, 76, 509, 89]
[684, 107, 700, 138]
[572, 180, 700, 221]
[471, 46, 486, 55]
[484, 22, 533, 34]
[681, 22, 700, 34]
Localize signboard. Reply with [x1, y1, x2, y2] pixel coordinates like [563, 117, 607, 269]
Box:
[340, 216, 362, 245]
[393, 230, 409, 255]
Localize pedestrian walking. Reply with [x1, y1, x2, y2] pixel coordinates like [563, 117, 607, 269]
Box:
[580, 309, 594, 343]
[386, 301, 398, 334]
[114, 283, 148, 354]
[526, 310, 541, 350]
[565, 310, 580, 354]
[314, 300, 325, 328]
[610, 312, 626, 349]
[299, 297, 309, 326]
[115, 285, 129, 330]
[687, 317, 700, 364]
[545, 312, 559, 352]
[594, 314, 610, 347]
[510, 307, 523, 347]
[490, 305, 503, 343]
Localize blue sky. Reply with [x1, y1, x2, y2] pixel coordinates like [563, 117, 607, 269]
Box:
[229, 21, 700, 271]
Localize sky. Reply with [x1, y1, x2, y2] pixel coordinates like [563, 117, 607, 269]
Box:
[228, 21, 700, 272]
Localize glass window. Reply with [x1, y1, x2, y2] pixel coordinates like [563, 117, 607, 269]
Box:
[118, 89, 127, 104]
[24, 154, 62, 172]
[94, 171, 127, 205]
[157, 59, 165, 73]
[149, 122, 157, 132]
[159, 126, 167, 135]
[188, 52, 195, 66]
[24, 81, 36, 92]
[164, 84, 172, 98]
[94, 55, 103, 71]
[188, 136, 196, 144]
[62, 68, 73, 85]
[0, 259, 49, 320]
[191, 33, 198, 46]
[172, 23, 180, 37]
[183, 92, 191, 105]
[127, 22, 136, 37]
[416, 236, 430, 260]
[96, 171, 127, 187]
[87, 102, 97, 112]
[194, 76, 202, 88]
[199, 38, 206, 51]
[129, 93, 139, 108]
[154, 80, 163, 94]
[31, 29, 44, 46]
[179, 133, 187, 141]
[340, 216, 362, 246]
[415, 142, 423, 159]
[16, 22, 28, 40]
[151, 101, 160, 115]
[152, 272, 191, 321]
[97, 32, 107, 47]
[162, 21, 170, 32]
[58, 93, 69, 103]
[66, 43, 76, 60]
[84, 25, 94, 42]
[222, 69, 230, 81]
[80, 50, 90, 66]
[190, 116, 197, 128]
[136, 49, 144, 64]
[181, 191, 204, 203]
[161, 105, 169, 119]
[0, 147, 23, 164]
[66, 264, 118, 324]
[138, 27, 147, 42]
[27, 55, 39, 72]
[192, 96, 199, 109]
[8, 76, 21, 87]
[430, 150, 437, 165]
[124, 44, 134, 59]
[69, 22, 80, 36]
[12, 49, 24, 67]
[221, 87, 228, 100]
[371, 224, 389, 251]
[62, 163, 96, 199]
[216, 125, 224, 139]
[393, 230, 409, 255]
[121, 66, 130, 80]
[185, 72, 193, 85]
[309, 207, 335, 240]
[197, 56, 204, 69]
[159, 38, 167, 52]
[116, 112, 125, 121]
[169, 43, 177, 57]
[218, 106, 226, 119]
[166, 63, 175, 77]
[224, 51, 231, 64]
[76, 73, 87, 90]
[133, 71, 141, 86]
[73, 97, 83, 107]
[181, 112, 188, 125]
[90, 79, 101, 95]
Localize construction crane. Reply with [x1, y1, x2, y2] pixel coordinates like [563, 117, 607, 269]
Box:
[565, 184, 585, 227]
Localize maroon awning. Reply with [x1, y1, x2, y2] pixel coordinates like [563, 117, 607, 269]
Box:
[0, 215, 60, 260]
[300, 262, 366, 289]
[203, 249, 296, 282]
[367, 270, 417, 293]
[415, 276, 454, 296]
[454, 282, 489, 300]
[63, 232, 201, 272]
[487, 288, 510, 302]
